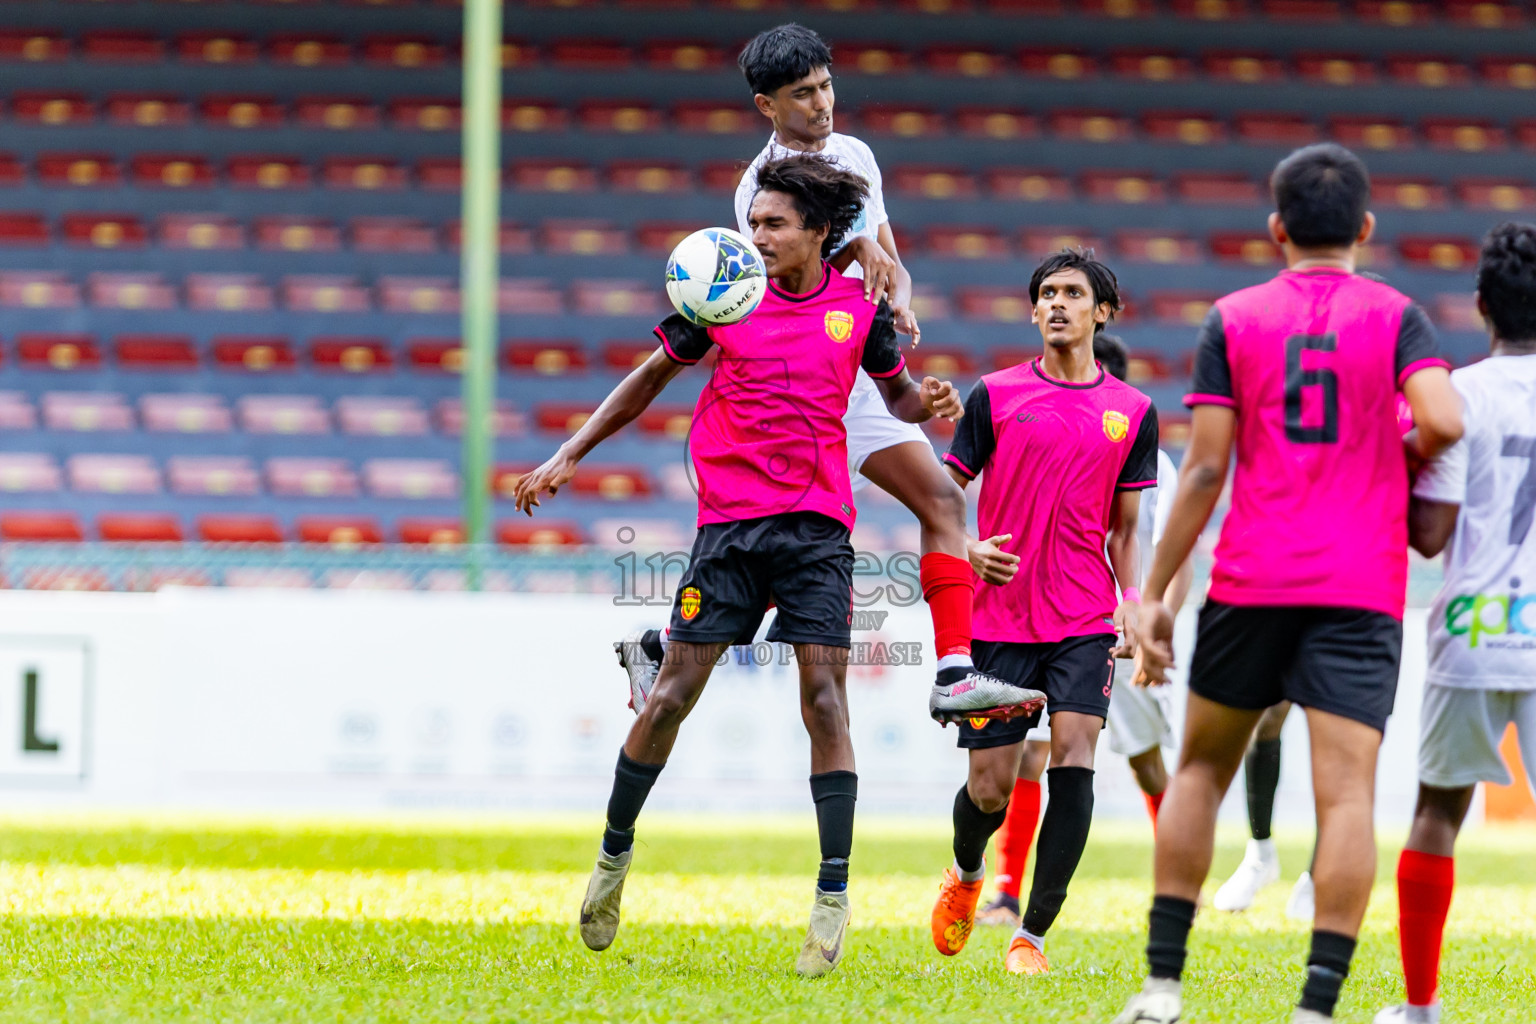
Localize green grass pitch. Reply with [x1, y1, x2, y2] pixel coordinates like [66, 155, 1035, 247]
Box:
[0, 814, 1529, 1022]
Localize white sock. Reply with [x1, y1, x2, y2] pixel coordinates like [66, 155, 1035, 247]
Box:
[955, 858, 985, 883]
[1012, 926, 1046, 953]
[1252, 837, 1277, 860]
[937, 653, 974, 673]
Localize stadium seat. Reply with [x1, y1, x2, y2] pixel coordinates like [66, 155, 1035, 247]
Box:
[1148, 291, 1220, 325]
[672, 101, 754, 135]
[285, 276, 372, 314]
[445, 220, 535, 253]
[61, 213, 147, 249]
[700, 161, 748, 192]
[907, 348, 979, 376]
[1515, 121, 1536, 150]
[390, 96, 460, 132]
[187, 273, 275, 311]
[570, 280, 662, 317]
[67, 454, 161, 494]
[203, 95, 286, 129]
[0, 31, 69, 63]
[1233, 113, 1318, 147]
[1109, 50, 1194, 81]
[399, 518, 463, 546]
[38, 152, 121, 187]
[602, 341, 658, 372]
[1329, 115, 1415, 151]
[536, 402, 597, 434]
[1432, 292, 1483, 331]
[922, 45, 1004, 78]
[298, 517, 384, 547]
[1020, 226, 1105, 256]
[13, 92, 93, 126]
[407, 338, 462, 373]
[267, 458, 360, 498]
[636, 404, 695, 440]
[577, 99, 662, 134]
[336, 396, 430, 436]
[309, 336, 391, 371]
[635, 222, 695, 255]
[572, 465, 653, 500]
[435, 397, 524, 436]
[90, 274, 177, 311]
[509, 159, 598, 193]
[986, 168, 1074, 202]
[115, 334, 198, 368]
[364, 34, 447, 69]
[506, 340, 589, 375]
[1422, 117, 1507, 151]
[1080, 170, 1166, 204]
[503, 100, 567, 133]
[18, 333, 100, 370]
[255, 216, 341, 252]
[1398, 235, 1480, 271]
[1385, 55, 1472, 88]
[498, 279, 565, 314]
[956, 287, 1034, 322]
[108, 93, 191, 127]
[198, 515, 285, 544]
[228, 155, 311, 189]
[543, 220, 629, 256]
[1373, 176, 1448, 209]
[238, 395, 330, 434]
[1203, 51, 1286, 83]
[371, 276, 454, 315]
[81, 30, 164, 63]
[160, 213, 246, 250]
[1126, 350, 1173, 383]
[132, 154, 216, 189]
[0, 453, 62, 493]
[352, 216, 437, 253]
[139, 393, 232, 433]
[1, 512, 84, 542]
[1174, 171, 1263, 205]
[861, 104, 947, 138]
[1446, 0, 1521, 28]
[1356, 1, 1435, 26]
[1455, 177, 1536, 211]
[908, 287, 954, 322]
[641, 40, 726, 72]
[1049, 109, 1133, 143]
[176, 31, 259, 65]
[925, 226, 1009, 259]
[0, 155, 24, 187]
[322, 157, 405, 191]
[0, 212, 49, 247]
[169, 456, 261, 496]
[1116, 230, 1202, 264]
[549, 40, 632, 70]
[610, 160, 696, 196]
[497, 519, 587, 547]
[1480, 56, 1536, 89]
[364, 458, 459, 499]
[1141, 110, 1227, 145]
[887, 165, 977, 200]
[269, 33, 350, 67]
[98, 513, 183, 543]
[1019, 47, 1096, 79]
[1295, 53, 1376, 86]
[213, 335, 295, 372]
[1210, 231, 1282, 265]
[838, 42, 913, 75]
[1, 272, 80, 309]
[0, 392, 37, 430]
[953, 107, 1041, 140]
[1159, 410, 1194, 448]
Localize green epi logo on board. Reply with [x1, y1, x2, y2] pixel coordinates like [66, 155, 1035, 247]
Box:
[1445, 587, 1536, 647]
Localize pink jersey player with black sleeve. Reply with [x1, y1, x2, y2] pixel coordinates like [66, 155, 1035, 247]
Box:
[654, 262, 905, 530]
[944, 359, 1159, 643]
[1187, 268, 1450, 618]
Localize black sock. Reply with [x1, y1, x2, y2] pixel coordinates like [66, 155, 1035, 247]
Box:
[640, 629, 666, 663]
[1246, 738, 1282, 841]
[1147, 895, 1197, 980]
[810, 770, 857, 892]
[601, 750, 664, 856]
[1298, 930, 1356, 1016]
[952, 783, 1007, 874]
[1021, 766, 1095, 936]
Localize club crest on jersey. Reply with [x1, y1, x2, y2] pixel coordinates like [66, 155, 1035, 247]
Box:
[1103, 410, 1130, 442]
[680, 587, 702, 620]
[824, 310, 855, 343]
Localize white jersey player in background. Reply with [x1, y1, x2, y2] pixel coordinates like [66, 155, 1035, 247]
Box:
[616, 23, 1046, 724]
[1376, 222, 1536, 1024]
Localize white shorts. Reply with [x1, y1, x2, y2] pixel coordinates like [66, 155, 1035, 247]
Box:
[1106, 662, 1175, 757]
[845, 374, 928, 492]
[1418, 683, 1536, 791]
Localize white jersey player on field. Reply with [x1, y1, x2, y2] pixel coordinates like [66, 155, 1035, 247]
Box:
[613, 23, 1047, 726]
[1376, 222, 1536, 1024]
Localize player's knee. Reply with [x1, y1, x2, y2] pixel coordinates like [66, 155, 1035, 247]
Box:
[967, 759, 1016, 812]
[921, 478, 967, 530]
[799, 680, 849, 738]
[641, 685, 691, 728]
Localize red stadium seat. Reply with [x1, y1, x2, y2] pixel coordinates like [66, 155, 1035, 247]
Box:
[603, 341, 657, 372]
[1372, 176, 1448, 209]
[497, 520, 587, 548]
[1398, 236, 1480, 271]
[1479, 56, 1536, 89]
[543, 220, 628, 255]
[1148, 291, 1221, 325]
[390, 97, 460, 132]
[1210, 231, 1282, 265]
[1018, 47, 1096, 79]
[1295, 52, 1376, 87]
[41, 391, 133, 432]
[1172, 0, 1251, 16]
[37, 152, 120, 187]
[107, 93, 192, 127]
[0, 453, 61, 493]
[68, 454, 161, 495]
[444, 219, 534, 253]
[1083, 0, 1158, 15]
[860, 104, 946, 138]
[509, 158, 598, 193]
[295, 96, 381, 131]
[269, 34, 350, 67]
[1263, 0, 1343, 19]
[1203, 51, 1285, 83]
[956, 287, 1035, 322]
[18, 333, 100, 370]
[925, 45, 1006, 78]
[907, 348, 979, 376]
[570, 280, 663, 317]
[1141, 110, 1227, 145]
[1, 512, 83, 542]
[99, 514, 183, 543]
[1233, 112, 1318, 146]
[228, 155, 310, 189]
[953, 107, 1040, 140]
[0, 271, 80, 308]
[13, 91, 94, 125]
[890, 165, 979, 199]
[255, 216, 340, 253]
[672, 101, 754, 135]
[1446, 0, 1521, 28]
[188, 273, 274, 312]
[408, 338, 463, 374]
[700, 161, 748, 193]
[199, 516, 284, 544]
[1116, 230, 1202, 264]
[321, 157, 405, 191]
[81, 30, 163, 63]
[59, 212, 142, 250]
[501, 39, 539, 70]
[0, 155, 30, 187]
[536, 402, 598, 434]
[571, 465, 653, 500]
[1020, 227, 1106, 256]
[1108, 50, 1194, 81]
[925, 226, 1010, 259]
[1329, 115, 1415, 151]
[502, 100, 567, 133]
[498, 279, 565, 315]
[609, 161, 692, 195]
[202, 95, 285, 129]
[1049, 109, 1133, 143]
[352, 216, 437, 253]
[378, 276, 459, 314]
[986, 0, 1066, 12]
[212, 336, 295, 372]
[284, 276, 371, 314]
[140, 394, 231, 434]
[1080, 170, 1166, 204]
[838, 43, 913, 76]
[362, 35, 447, 69]
[0, 213, 49, 247]
[268, 459, 360, 498]
[576, 99, 662, 134]
[1355, 1, 1435, 26]
[1173, 171, 1264, 205]
[168, 456, 261, 496]
[89, 274, 176, 311]
[417, 158, 463, 192]
[1457, 178, 1536, 210]
[298, 518, 383, 547]
[1385, 55, 1472, 88]
[310, 336, 391, 371]
[115, 334, 198, 369]
[908, 287, 954, 322]
[0, 31, 69, 63]
[1422, 117, 1506, 152]
[1515, 120, 1536, 150]
[549, 40, 632, 71]
[399, 519, 464, 547]
[642, 40, 726, 72]
[636, 404, 695, 440]
[176, 32, 259, 65]
[131, 154, 215, 189]
[987, 168, 1073, 202]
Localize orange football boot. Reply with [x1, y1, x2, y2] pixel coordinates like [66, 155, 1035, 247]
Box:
[931, 866, 985, 955]
[1004, 934, 1051, 975]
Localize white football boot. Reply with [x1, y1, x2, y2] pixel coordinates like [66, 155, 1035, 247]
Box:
[578, 846, 633, 951]
[1286, 870, 1316, 921]
[1374, 1003, 1441, 1024]
[614, 630, 659, 714]
[1110, 978, 1183, 1024]
[1213, 838, 1281, 911]
[794, 888, 851, 978]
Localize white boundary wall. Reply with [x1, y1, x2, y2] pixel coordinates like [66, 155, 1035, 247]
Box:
[0, 588, 1436, 827]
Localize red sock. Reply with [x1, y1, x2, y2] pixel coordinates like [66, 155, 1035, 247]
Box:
[920, 553, 975, 659]
[1144, 790, 1164, 833]
[996, 779, 1041, 899]
[1398, 849, 1455, 1006]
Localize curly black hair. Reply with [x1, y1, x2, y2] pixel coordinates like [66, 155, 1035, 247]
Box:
[1029, 246, 1123, 334]
[1478, 221, 1536, 343]
[753, 155, 869, 259]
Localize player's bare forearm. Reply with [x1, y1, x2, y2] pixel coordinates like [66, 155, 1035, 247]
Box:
[1164, 556, 1195, 616]
[828, 243, 858, 275]
[1408, 496, 1460, 558]
[1402, 366, 1464, 459]
[944, 464, 971, 491]
[1146, 406, 1234, 600]
[1105, 491, 1141, 596]
[875, 371, 960, 423]
[561, 348, 683, 461]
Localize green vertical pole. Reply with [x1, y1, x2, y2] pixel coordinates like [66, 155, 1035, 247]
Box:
[460, 0, 502, 587]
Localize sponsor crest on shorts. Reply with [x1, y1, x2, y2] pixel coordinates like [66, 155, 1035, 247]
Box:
[680, 586, 702, 620]
[967, 716, 989, 730]
[824, 310, 855, 343]
[1103, 409, 1130, 442]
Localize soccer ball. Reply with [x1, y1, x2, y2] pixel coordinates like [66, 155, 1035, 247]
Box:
[665, 227, 767, 326]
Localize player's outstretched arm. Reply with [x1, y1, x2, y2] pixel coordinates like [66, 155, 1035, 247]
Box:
[513, 348, 686, 514]
[1402, 366, 1464, 459]
[1106, 490, 1141, 658]
[873, 372, 961, 423]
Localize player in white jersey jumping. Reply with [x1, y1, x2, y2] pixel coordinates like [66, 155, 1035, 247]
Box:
[616, 23, 1042, 724]
[1375, 221, 1536, 1024]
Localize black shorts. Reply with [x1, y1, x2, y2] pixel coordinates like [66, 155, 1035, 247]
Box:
[1188, 601, 1404, 733]
[957, 634, 1117, 749]
[667, 511, 854, 649]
